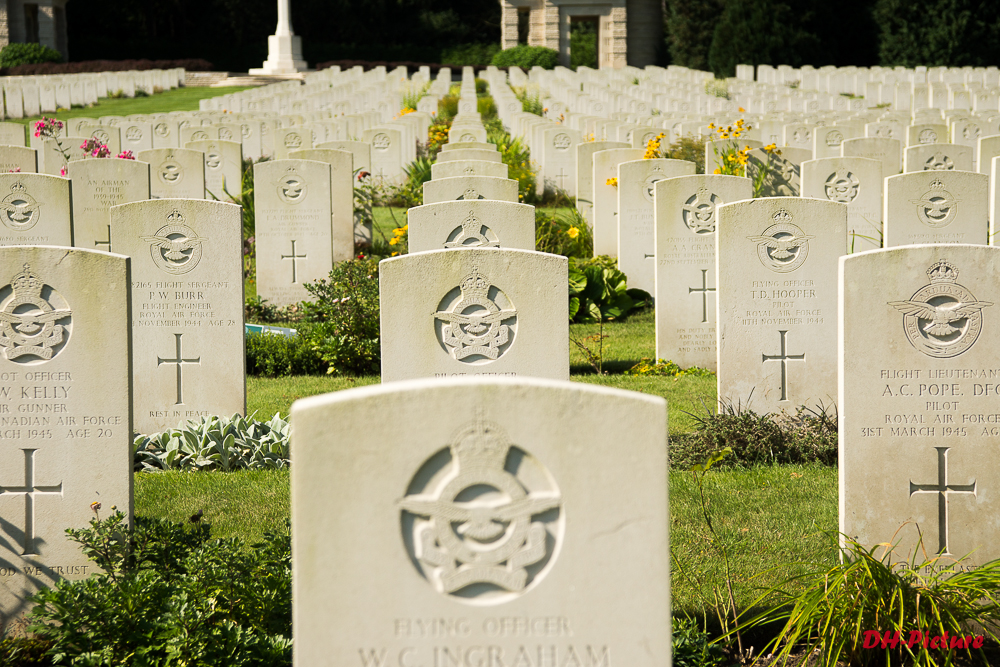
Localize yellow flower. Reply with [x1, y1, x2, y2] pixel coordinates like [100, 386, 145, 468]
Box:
[713, 168, 721, 174]
[567, 227, 580, 239]
[391, 251, 399, 257]
[606, 177, 618, 187]
[738, 107, 746, 113]
[389, 237, 398, 245]
[708, 123, 716, 129]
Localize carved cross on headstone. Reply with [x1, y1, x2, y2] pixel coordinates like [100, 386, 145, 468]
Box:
[689, 269, 716, 323]
[157, 333, 201, 405]
[281, 240, 307, 284]
[909, 446, 977, 555]
[761, 330, 805, 402]
[555, 167, 568, 189]
[0, 449, 63, 555]
[95, 224, 111, 252]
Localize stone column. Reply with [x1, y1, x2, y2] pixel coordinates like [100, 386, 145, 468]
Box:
[608, 6, 628, 69]
[249, 0, 309, 75]
[500, 0, 518, 50]
[38, 2, 57, 54]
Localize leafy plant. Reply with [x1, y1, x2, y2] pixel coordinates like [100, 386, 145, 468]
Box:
[244, 295, 305, 325]
[663, 134, 707, 174]
[738, 535, 1000, 667]
[133, 413, 291, 472]
[672, 615, 729, 667]
[567, 256, 651, 324]
[0, 636, 54, 666]
[624, 358, 715, 379]
[0, 43, 62, 68]
[28, 512, 291, 666]
[535, 207, 593, 258]
[491, 45, 559, 69]
[301, 259, 381, 376]
[246, 330, 326, 377]
[512, 86, 544, 116]
[669, 398, 838, 469]
[485, 117, 537, 204]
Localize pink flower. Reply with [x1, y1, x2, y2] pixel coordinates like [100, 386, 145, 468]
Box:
[59, 165, 67, 177]
[8, 168, 20, 173]
[117, 150, 135, 160]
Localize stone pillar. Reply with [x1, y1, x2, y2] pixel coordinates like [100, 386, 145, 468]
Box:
[500, 0, 518, 49]
[38, 2, 57, 53]
[607, 6, 628, 69]
[249, 0, 309, 75]
[0, 1, 10, 49]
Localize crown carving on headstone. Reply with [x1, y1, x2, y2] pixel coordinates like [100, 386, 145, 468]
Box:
[11, 263, 43, 298]
[460, 267, 491, 298]
[927, 259, 958, 284]
[652, 165, 663, 173]
[772, 208, 792, 223]
[10, 181, 26, 194]
[452, 415, 510, 472]
[697, 186, 709, 198]
[166, 209, 185, 224]
[464, 211, 479, 225]
[929, 177, 946, 190]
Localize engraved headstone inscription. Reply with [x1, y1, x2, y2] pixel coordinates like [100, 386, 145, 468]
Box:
[0, 174, 72, 247]
[67, 158, 151, 252]
[111, 199, 245, 433]
[0, 246, 132, 625]
[407, 200, 535, 253]
[841, 245, 1000, 567]
[617, 158, 696, 294]
[654, 174, 752, 371]
[380, 249, 568, 382]
[801, 157, 883, 252]
[883, 171, 988, 247]
[184, 139, 242, 203]
[717, 197, 847, 415]
[137, 148, 208, 200]
[290, 377, 670, 667]
[422, 176, 519, 205]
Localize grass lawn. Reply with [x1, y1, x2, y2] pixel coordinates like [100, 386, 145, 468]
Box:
[134, 464, 838, 616]
[11, 86, 253, 135]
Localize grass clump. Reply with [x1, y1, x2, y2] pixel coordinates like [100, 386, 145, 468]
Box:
[740, 537, 1000, 667]
[670, 400, 838, 469]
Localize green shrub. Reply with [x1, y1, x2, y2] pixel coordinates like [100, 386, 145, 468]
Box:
[0, 636, 54, 666]
[244, 295, 305, 325]
[28, 512, 291, 666]
[491, 45, 559, 70]
[669, 400, 838, 469]
[477, 95, 498, 120]
[0, 43, 62, 68]
[437, 95, 459, 121]
[302, 259, 381, 376]
[535, 207, 592, 258]
[441, 43, 500, 66]
[624, 358, 714, 379]
[512, 86, 544, 116]
[663, 135, 707, 174]
[246, 330, 326, 377]
[133, 413, 291, 472]
[568, 256, 651, 324]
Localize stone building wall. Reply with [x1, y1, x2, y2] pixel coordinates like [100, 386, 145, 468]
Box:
[0, 0, 71, 58]
[498, 0, 660, 69]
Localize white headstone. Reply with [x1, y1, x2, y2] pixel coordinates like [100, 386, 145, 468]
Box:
[884, 172, 989, 247]
[423, 176, 519, 205]
[290, 377, 670, 667]
[716, 198, 847, 414]
[407, 200, 535, 253]
[617, 158, 696, 294]
[654, 174, 752, 371]
[840, 245, 1000, 567]
[0, 174, 72, 247]
[801, 157, 883, 252]
[380, 249, 568, 382]
[137, 148, 208, 200]
[111, 199, 246, 433]
[184, 139, 243, 203]
[903, 143, 973, 173]
[592, 148, 644, 257]
[430, 160, 508, 180]
[0, 247, 131, 623]
[577, 141, 628, 228]
[67, 159, 152, 252]
[254, 159, 338, 307]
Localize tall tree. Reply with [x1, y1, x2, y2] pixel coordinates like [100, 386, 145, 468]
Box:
[665, 0, 724, 71]
[875, 0, 1000, 67]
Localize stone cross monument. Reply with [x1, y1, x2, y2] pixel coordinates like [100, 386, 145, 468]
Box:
[250, 0, 308, 75]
